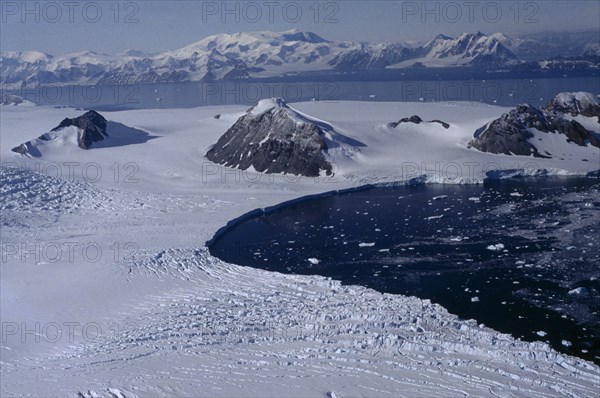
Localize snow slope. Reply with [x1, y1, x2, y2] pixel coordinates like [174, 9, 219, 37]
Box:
[1, 101, 599, 397]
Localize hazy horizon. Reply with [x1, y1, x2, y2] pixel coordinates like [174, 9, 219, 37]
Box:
[1, 0, 599, 55]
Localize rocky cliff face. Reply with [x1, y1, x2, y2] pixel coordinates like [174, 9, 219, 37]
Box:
[468, 93, 600, 157]
[206, 98, 334, 177]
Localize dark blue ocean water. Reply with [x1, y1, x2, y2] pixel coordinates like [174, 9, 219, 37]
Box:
[209, 177, 600, 364]
[5, 71, 599, 111]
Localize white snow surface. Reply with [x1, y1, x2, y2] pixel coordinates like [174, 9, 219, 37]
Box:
[1, 101, 599, 397]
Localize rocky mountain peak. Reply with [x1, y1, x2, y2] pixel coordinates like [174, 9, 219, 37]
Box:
[11, 110, 109, 156]
[279, 30, 328, 43]
[51, 110, 108, 149]
[469, 94, 600, 157]
[206, 99, 334, 177]
[543, 92, 600, 118]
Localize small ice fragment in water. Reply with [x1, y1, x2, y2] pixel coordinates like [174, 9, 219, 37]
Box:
[359, 242, 375, 247]
[568, 287, 589, 296]
[307, 258, 320, 265]
[487, 243, 505, 251]
[537, 331, 547, 337]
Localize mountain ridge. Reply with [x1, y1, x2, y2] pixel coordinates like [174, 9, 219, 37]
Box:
[2, 30, 598, 87]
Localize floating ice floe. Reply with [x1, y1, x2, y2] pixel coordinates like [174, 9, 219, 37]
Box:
[358, 242, 375, 247]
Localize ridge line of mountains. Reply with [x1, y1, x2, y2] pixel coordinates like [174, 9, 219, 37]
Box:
[2, 30, 599, 87]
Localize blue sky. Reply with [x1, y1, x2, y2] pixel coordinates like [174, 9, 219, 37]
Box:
[1, 0, 599, 55]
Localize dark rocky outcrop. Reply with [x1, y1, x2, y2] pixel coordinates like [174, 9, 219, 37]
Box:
[10, 110, 154, 157]
[12, 110, 108, 154]
[543, 92, 600, 118]
[546, 114, 600, 147]
[388, 115, 449, 129]
[468, 93, 600, 157]
[388, 116, 423, 127]
[50, 110, 108, 149]
[468, 105, 547, 157]
[11, 143, 30, 156]
[430, 120, 450, 129]
[206, 98, 334, 177]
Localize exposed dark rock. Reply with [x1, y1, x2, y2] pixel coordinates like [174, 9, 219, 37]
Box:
[469, 96, 600, 157]
[543, 92, 600, 118]
[11, 143, 28, 155]
[469, 105, 547, 157]
[389, 116, 423, 128]
[213, 114, 221, 119]
[10, 110, 155, 157]
[389, 115, 449, 129]
[206, 99, 333, 177]
[50, 110, 108, 149]
[546, 114, 600, 147]
[430, 119, 450, 129]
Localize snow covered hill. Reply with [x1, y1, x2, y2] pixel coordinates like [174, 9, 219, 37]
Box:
[11, 110, 155, 157]
[206, 98, 363, 177]
[4, 29, 585, 87]
[469, 92, 600, 158]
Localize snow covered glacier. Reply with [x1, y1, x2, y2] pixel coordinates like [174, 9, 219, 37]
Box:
[1, 96, 599, 397]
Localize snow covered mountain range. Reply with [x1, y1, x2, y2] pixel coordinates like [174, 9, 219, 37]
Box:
[3, 30, 598, 87]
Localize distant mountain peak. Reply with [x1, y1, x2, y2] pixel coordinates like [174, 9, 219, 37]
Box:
[424, 34, 453, 48]
[279, 30, 328, 43]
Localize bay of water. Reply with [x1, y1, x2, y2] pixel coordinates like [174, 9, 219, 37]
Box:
[209, 177, 600, 364]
